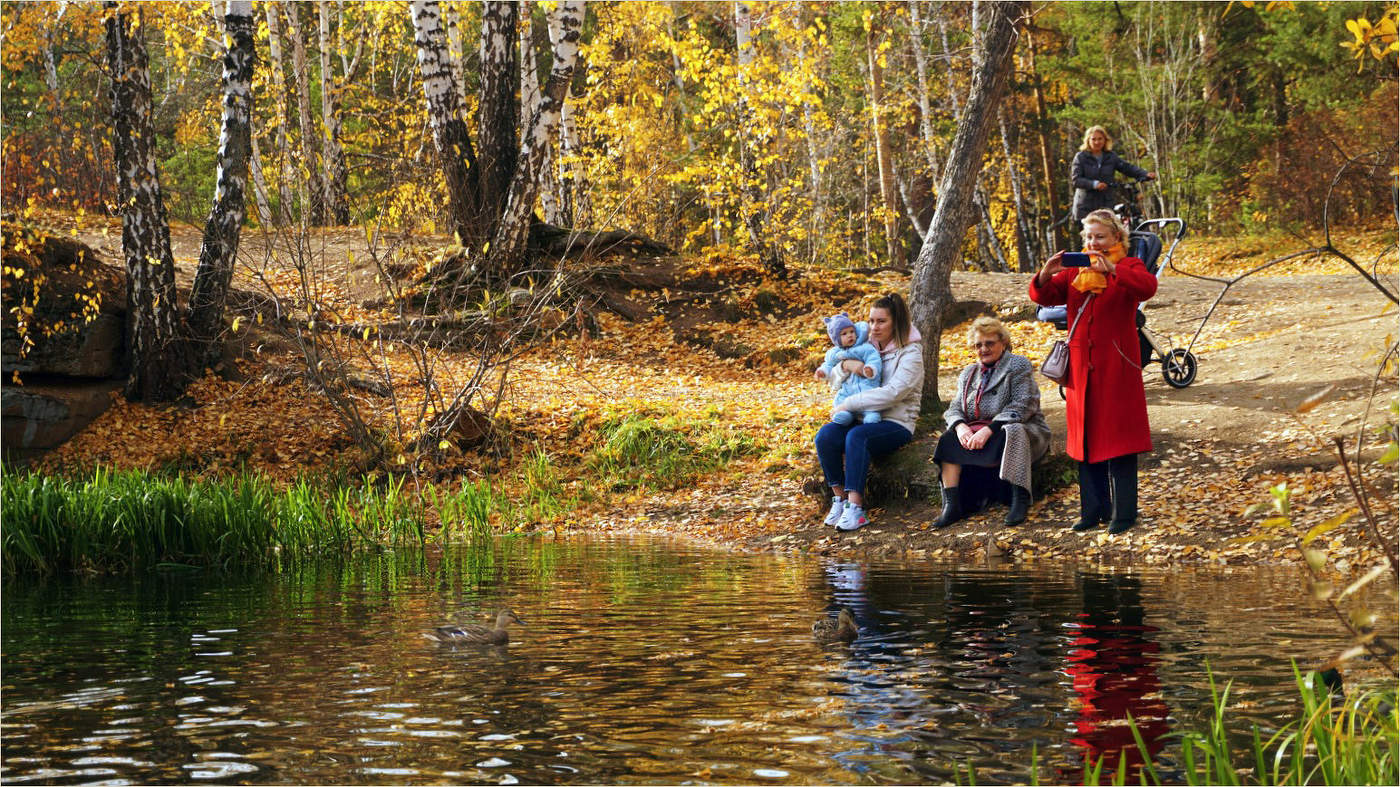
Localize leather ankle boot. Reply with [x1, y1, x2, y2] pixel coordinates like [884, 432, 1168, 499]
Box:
[932, 486, 963, 529]
[1004, 485, 1030, 526]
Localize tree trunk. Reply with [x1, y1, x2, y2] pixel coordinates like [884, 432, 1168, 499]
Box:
[865, 15, 905, 270]
[318, 1, 350, 224]
[105, 1, 186, 402]
[409, 0, 478, 245]
[794, 5, 824, 264]
[488, 0, 584, 273]
[998, 107, 1036, 271]
[519, 1, 540, 141]
[443, 1, 469, 109]
[188, 0, 256, 362]
[670, 2, 722, 246]
[733, 1, 786, 280]
[906, 0, 943, 178]
[264, 1, 295, 221]
[1026, 23, 1062, 251]
[910, 0, 1025, 410]
[286, 1, 326, 224]
[475, 0, 520, 248]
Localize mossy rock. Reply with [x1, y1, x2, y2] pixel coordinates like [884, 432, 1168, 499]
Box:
[862, 434, 1079, 506]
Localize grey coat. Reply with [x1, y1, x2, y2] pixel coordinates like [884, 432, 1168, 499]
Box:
[943, 352, 1052, 493]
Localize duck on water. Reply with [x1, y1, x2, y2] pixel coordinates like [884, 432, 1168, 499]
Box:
[425, 609, 525, 646]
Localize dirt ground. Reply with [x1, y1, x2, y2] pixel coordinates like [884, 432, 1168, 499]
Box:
[574, 267, 1399, 571]
[37, 214, 1400, 574]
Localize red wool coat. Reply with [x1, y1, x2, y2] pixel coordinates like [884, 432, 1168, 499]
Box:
[1029, 258, 1157, 462]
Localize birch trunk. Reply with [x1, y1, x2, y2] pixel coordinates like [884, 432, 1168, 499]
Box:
[998, 107, 1035, 270]
[733, 1, 785, 280]
[286, 1, 326, 224]
[669, 3, 720, 245]
[488, 0, 585, 272]
[409, 0, 478, 244]
[318, 1, 350, 224]
[865, 18, 904, 269]
[906, 0, 942, 177]
[105, 1, 185, 402]
[264, 2, 295, 221]
[188, 0, 256, 359]
[1026, 25, 1062, 251]
[476, 0, 520, 245]
[910, 0, 1025, 409]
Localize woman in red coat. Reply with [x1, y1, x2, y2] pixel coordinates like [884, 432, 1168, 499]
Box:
[1029, 209, 1156, 534]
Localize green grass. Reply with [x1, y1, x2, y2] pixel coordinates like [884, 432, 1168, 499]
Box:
[1, 467, 491, 575]
[587, 413, 759, 490]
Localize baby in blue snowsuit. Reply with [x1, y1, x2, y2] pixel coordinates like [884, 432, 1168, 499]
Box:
[815, 313, 882, 426]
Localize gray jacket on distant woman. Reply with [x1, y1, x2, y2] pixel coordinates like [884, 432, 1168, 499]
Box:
[943, 353, 1052, 493]
[1070, 150, 1150, 221]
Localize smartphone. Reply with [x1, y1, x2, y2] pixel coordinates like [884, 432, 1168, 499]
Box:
[1062, 252, 1092, 267]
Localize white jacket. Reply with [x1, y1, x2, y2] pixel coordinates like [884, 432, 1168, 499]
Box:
[836, 335, 925, 435]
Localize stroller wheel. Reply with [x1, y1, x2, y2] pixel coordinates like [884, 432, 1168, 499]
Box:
[1162, 348, 1197, 388]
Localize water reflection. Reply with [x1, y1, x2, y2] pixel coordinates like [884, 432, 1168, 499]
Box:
[1061, 573, 1172, 780]
[1, 537, 1373, 785]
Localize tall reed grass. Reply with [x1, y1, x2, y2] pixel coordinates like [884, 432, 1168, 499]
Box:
[1, 467, 477, 575]
[1012, 667, 1399, 786]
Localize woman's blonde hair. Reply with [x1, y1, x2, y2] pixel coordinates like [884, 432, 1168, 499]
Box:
[968, 316, 1012, 352]
[1080, 208, 1128, 244]
[1080, 125, 1113, 152]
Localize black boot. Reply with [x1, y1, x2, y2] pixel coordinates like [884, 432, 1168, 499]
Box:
[1072, 460, 1109, 531]
[1005, 485, 1030, 526]
[1107, 455, 1139, 534]
[932, 486, 963, 529]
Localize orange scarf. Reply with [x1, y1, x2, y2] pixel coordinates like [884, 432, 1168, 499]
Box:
[1071, 242, 1126, 294]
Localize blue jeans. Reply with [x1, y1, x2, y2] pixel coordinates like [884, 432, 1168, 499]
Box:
[815, 421, 912, 497]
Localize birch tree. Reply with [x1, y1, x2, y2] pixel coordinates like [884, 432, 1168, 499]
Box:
[263, 1, 295, 221]
[318, 0, 350, 224]
[105, 1, 183, 402]
[734, 1, 785, 280]
[187, 0, 256, 359]
[286, 1, 325, 224]
[910, 0, 1026, 409]
[487, 0, 584, 271]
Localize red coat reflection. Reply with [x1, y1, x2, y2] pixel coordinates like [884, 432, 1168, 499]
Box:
[1063, 575, 1171, 778]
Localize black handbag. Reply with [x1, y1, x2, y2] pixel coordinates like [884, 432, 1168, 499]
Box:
[1040, 294, 1093, 385]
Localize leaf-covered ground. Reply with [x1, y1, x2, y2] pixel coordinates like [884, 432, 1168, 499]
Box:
[33, 216, 1399, 577]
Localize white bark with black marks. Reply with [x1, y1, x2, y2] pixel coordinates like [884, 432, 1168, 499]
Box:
[188, 0, 256, 358]
[476, 0, 520, 245]
[733, 1, 785, 279]
[910, 0, 1026, 409]
[318, 0, 350, 224]
[105, 1, 183, 402]
[488, 0, 584, 272]
[409, 0, 477, 244]
[286, 1, 326, 224]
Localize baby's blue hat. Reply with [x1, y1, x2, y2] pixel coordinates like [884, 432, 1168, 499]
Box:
[824, 313, 856, 346]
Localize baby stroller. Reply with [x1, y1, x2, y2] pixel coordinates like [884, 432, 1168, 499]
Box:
[1037, 182, 1198, 389]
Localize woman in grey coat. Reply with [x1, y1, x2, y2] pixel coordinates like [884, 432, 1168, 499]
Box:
[1071, 126, 1155, 222]
[932, 316, 1052, 528]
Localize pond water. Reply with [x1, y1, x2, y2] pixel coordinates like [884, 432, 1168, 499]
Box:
[0, 536, 1360, 785]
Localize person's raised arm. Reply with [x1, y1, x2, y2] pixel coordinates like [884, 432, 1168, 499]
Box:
[1030, 252, 1070, 305]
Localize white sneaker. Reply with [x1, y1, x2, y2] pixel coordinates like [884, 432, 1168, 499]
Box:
[836, 504, 868, 532]
[823, 496, 846, 526]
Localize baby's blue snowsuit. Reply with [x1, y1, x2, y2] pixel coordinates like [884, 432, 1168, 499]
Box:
[819, 316, 882, 425]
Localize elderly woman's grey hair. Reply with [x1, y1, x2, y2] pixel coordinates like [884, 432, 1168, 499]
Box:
[968, 316, 1012, 352]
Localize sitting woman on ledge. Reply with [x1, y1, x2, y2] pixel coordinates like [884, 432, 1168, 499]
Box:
[815, 292, 924, 533]
[932, 316, 1051, 529]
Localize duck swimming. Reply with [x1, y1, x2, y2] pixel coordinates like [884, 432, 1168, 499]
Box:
[426, 609, 525, 645]
[812, 607, 858, 642]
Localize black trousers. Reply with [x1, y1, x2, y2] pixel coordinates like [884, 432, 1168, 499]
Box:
[1079, 454, 1138, 524]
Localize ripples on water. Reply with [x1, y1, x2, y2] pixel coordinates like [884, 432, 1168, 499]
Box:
[0, 536, 1366, 785]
